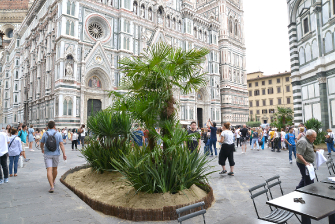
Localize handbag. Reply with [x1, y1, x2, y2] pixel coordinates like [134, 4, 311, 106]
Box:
[326, 137, 334, 143]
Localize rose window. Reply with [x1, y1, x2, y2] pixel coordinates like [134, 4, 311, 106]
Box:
[88, 23, 103, 39]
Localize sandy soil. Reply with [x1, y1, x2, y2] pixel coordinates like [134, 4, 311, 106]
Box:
[64, 168, 208, 209]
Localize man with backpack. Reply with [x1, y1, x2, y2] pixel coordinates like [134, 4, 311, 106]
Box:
[18, 124, 29, 162]
[40, 121, 67, 193]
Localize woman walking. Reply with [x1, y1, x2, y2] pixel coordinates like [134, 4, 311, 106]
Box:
[297, 127, 306, 140]
[71, 129, 79, 151]
[326, 129, 335, 156]
[218, 122, 235, 176]
[251, 128, 260, 150]
[5, 125, 11, 137]
[8, 128, 22, 177]
[28, 125, 35, 152]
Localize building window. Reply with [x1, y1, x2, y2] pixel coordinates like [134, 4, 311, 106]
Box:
[66, 20, 75, 36]
[262, 89, 266, 95]
[270, 99, 273, 105]
[15, 84, 17, 91]
[286, 86, 290, 92]
[255, 82, 258, 87]
[249, 101, 253, 107]
[67, 1, 75, 16]
[124, 0, 131, 10]
[256, 101, 259, 107]
[250, 110, 253, 115]
[262, 100, 266, 106]
[278, 98, 282, 105]
[15, 71, 18, 79]
[268, 80, 272, 85]
[249, 91, 252, 97]
[286, 77, 290, 82]
[277, 87, 281, 93]
[262, 109, 267, 114]
[63, 100, 68, 115]
[262, 81, 265, 85]
[303, 17, 309, 35]
[68, 100, 72, 115]
[254, 90, 260, 96]
[277, 78, 280, 83]
[256, 110, 260, 115]
[269, 109, 275, 113]
[287, 97, 291, 104]
[123, 37, 130, 50]
[63, 99, 73, 115]
[249, 83, 252, 87]
[268, 88, 273, 94]
[5, 81, 8, 88]
[123, 20, 130, 33]
[14, 95, 17, 103]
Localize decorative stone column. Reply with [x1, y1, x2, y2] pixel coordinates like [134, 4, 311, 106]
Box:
[317, 72, 329, 131]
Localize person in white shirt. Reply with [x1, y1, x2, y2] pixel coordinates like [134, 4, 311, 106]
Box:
[218, 122, 235, 176]
[71, 129, 79, 151]
[8, 128, 22, 177]
[235, 128, 241, 148]
[0, 131, 10, 184]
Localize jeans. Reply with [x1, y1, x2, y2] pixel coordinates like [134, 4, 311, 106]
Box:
[327, 142, 335, 153]
[251, 138, 259, 149]
[0, 153, 8, 179]
[209, 138, 217, 156]
[80, 136, 85, 148]
[236, 138, 240, 147]
[296, 162, 314, 189]
[9, 155, 20, 175]
[204, 142, 210, 155]
[288, 145, 296, 161]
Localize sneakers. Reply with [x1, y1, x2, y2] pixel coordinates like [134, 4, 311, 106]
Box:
[289, 160, 292, 164]
[24, 159, 30, 162]
[29, 149, 35, 152]
[0, 179, 3, 184]
[4, 178, 8, 183]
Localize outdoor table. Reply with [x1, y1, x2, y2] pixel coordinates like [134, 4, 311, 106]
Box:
[296, 182, 335, 200]
[266, 191, 335, 224]
[321, 175, 335, 185]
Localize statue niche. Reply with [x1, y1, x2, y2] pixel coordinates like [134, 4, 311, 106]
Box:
[65, 55, 74, 77]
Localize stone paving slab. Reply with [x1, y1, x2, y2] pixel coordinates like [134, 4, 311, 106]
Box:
[0, 142, 333, 224]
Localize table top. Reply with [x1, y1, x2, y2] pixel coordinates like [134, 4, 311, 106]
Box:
[266, 191, 335, 220]
[320, 175, 335, 185]
[296, 182, 335, 200]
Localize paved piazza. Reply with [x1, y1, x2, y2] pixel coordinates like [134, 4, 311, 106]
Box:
[0, 142, 332, 224]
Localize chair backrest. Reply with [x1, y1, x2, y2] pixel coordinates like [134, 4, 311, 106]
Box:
[326, 160, 335, 175]
[176, 201, 206, 224]
[265, 175, 283, 199]
[248, 183, 270, 219]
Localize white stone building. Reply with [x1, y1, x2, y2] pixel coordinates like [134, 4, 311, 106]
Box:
[286, 0, 335, 130]
[0, 0, 248, 129]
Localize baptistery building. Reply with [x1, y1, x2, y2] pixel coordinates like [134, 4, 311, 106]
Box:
[0, 0, 247, 129]
[286, 0, 335, 131]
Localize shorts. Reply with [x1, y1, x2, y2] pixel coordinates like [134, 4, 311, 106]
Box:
[21, 142, 27, 151]
[44, 155, 60, 168]
[62, 135, 66, 140]
[240, 137, 247, 145]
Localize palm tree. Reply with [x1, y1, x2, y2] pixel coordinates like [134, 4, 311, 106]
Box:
[111, 43, 209, 150]
[271, 107, 293, 129]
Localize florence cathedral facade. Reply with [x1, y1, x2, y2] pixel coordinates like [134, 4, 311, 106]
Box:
[0, 0, 248, 129]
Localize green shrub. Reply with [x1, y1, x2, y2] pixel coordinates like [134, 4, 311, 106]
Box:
[81, 138, 130, 173]
[112, 123, 216, 194]
[305, 118, 325, 145]
[246, 121, 261, 127]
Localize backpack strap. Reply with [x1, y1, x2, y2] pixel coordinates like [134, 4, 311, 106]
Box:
[8, 137, 16, 149]
[46, 132, 50, 137]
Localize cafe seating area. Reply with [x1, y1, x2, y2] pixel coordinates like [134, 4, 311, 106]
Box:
[249, 158, 335, 224]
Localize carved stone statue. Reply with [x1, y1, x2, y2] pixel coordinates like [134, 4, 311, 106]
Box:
[66, 63, 73, 76]
[148, 8, 152, 20]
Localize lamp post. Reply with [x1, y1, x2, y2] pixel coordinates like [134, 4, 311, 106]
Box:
[0, 30, 4, 49]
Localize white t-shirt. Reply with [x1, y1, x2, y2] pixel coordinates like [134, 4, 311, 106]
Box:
[235, 129, 241, 138]
[0, 132, 9, 156]
[72, 133, 78, 141]
[81, 128, 86, 136]
[221, 130, 234, 145]
[263, 130, 268, 137]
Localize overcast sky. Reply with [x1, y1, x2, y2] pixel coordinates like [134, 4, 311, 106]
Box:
[244, 0, 291, 75]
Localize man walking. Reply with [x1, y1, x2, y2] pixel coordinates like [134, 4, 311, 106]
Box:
[285, 127, 297, 164]
[239, 125, 249, 154]
[40, 121, 67, 193]
[18, 125, 29, 162]
[0, 131, 9, 184]
[296, 129, 317, 189]
[235, 127, 241, 148]
[187, 121, 201, 153]
[206, 119, 217, 156]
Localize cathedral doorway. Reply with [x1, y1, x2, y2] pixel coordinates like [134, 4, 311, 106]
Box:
[197, 108, 203, 128]
[87, 99, 102, 117]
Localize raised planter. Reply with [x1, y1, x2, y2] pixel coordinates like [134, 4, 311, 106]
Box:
[60, 165, 215, 221]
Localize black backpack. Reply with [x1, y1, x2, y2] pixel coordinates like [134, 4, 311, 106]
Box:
[45, 132, 57, 152]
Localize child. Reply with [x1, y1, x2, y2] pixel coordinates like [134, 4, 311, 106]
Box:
[8, 128, 22, 177]
[71, 129, 79, 151]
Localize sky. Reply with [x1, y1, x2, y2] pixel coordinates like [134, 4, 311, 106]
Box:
[244, 0, 291, 75]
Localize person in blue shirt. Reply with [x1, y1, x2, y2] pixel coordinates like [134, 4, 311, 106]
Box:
[40, 121, 67, 193]
[8, 128, 22, 177]
[285, 127, 297, 164]
[207, 119, 217, 157]
[18, 124, 29, 162]
[132, 126, 145, 148]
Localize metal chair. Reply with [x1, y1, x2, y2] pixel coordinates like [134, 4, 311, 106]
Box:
[248, 183, 293, 224]
[326, 159, 335, 175]
[265, 175, 301, 223]
[176, 201, 206, 224]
